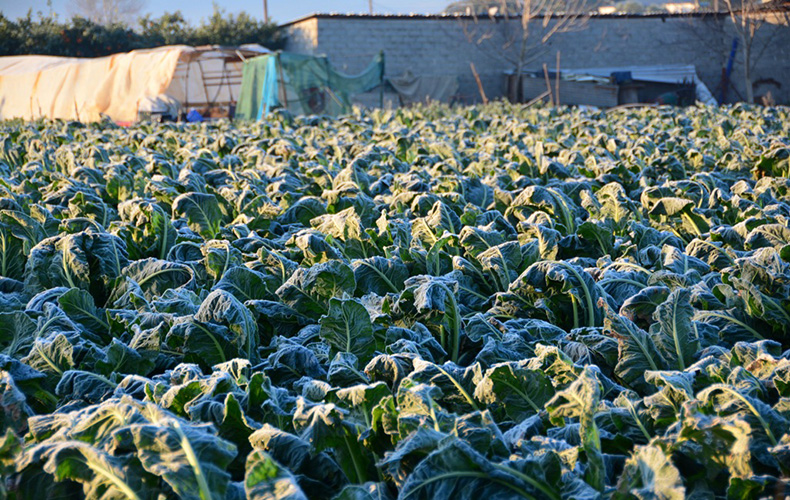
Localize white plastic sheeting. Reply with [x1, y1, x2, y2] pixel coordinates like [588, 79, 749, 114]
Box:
[0, 44, 269, 123]
[0, 46, 188, 122]
[561, 64, 717, 105]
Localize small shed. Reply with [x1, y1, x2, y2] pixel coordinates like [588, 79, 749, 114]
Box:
[508, 64, 717, 107]
[165, 45, 270, 118]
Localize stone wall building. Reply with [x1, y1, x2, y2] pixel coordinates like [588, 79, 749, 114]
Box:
[282, 12, 790, 105]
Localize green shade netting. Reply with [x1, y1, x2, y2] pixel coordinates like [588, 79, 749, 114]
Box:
[235, 51, 384, 119]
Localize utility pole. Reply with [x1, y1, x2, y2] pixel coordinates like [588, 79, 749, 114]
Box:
[263, 0, 269, 23]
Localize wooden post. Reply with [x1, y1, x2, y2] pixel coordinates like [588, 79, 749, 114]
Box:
[542, 64, 554, 106]
[525, 90, 550, 108]
[277, 55, 288, 109]
[555, 51, 561, 107]
[470, 63, 488, 104]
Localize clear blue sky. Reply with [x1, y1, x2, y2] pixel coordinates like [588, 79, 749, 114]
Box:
[1, 0, 451, 24]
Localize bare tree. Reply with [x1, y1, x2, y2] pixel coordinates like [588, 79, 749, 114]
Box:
[721, 0, 789, 103]
[69, 0, 146, 26]
[514, 0, 590, 92]
[453, 0, 592, 101]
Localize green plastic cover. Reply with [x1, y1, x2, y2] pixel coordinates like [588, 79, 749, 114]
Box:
[235, 55, 275, 120]
[235, 51, 384, 119]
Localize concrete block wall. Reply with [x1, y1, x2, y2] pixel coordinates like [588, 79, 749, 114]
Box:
[284, 14, 790, 105]
[285, 17, 319, 54]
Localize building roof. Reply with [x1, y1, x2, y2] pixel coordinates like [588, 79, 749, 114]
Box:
[278, 10, 728, 27]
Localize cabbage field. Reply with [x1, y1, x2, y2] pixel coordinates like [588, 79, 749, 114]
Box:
[0, 102, 790, 499]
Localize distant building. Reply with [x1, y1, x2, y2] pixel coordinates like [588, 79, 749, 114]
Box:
[282, 12, 790, 105]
